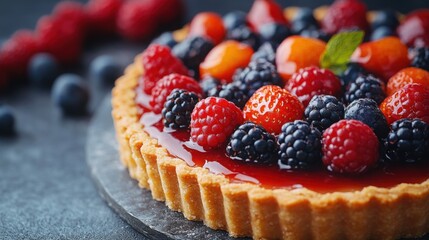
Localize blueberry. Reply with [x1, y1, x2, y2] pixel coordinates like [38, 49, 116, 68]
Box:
[90, 55, 123, 86]
[371, 10, 399, 30]
[52, 74, 90, 116]
[151, 32, 177, 48]
[370, 26, 395, 41]
[28, 53, 60, 88]
[0, 105, 15, 136]
[227, 26, 261, 50]
[300, 29, 331, 42]
[223, 11, 247, 30]
[291, 8, 319, 34]
[259, 23, 291, 45]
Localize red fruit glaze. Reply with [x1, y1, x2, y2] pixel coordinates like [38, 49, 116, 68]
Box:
[116, 0, 159, 41]
[86, 0, 122, 35]
[141, 44, 189, 94]
[276, 36, 326, 82]
[243, 85, 304, 134]
[190, 97, 243, 149]
[137, 90, 429, 192]
[200, 40, 253, 82]
[286, 67, 342, 107]
[322, 120, 379, 174]
[247, 0, 288, 31]
[149, 73, 202, 114]
[380, 83, 429, 124]
[351, 37, 410, 81]
[188, 12, 226, 45]
[387, 67, 429, 96]
[397, 9, 429, 48]
[321, 0, 369, 34]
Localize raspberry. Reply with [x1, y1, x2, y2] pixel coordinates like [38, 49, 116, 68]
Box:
[251, 42, 277, 65]
[397, 10, 429, 48]
[226, 26, 261, 50]
[190, 97, 244, 149]
[386, 67, 429, 96]
[304, 95, 345, 132]
[116, 0, 159, 41]
[243, 85, 304, 134]
[208, 83, 247, 109]
[345, 75, 386, 104]
[384, 118, 429, 163]
[411, 47, 429, 71]
[286, 67, 342, 107]
[54, 1, 88, 34]
[199, 75, 221, 96]
[345, 98, 389, 139]
[278, 120, 322, 169]
[322, 119, 379, 174]
[141, 44, 189, 94]
[233, 58, 283, 98]
[380, 83, 429, 124]
[321, 0, 369, 35]
[226, 122, 278, 164]
[86, 0, 122, 35]
[188, 12, 226, 45]
[162, 89, 200, 130]
[247, 0, 288, 31]
[0, 30, 40, 78]
[149, 73, 202, 114]
[172, 36, 214, 78]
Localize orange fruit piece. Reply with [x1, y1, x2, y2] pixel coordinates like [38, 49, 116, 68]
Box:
[386, 67, 429, 96]
[199, 40, 254, 82]
[188, 12, 226, 45]
[350, 37, 410, 81]
[276, 36, 326, 83]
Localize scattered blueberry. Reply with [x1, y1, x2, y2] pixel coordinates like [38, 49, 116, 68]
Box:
[223, 11, 248, 30]
[258, 23, 290, 45]
[227, 26, 260, 50]
[90, 55, 123, 86]
[208, 83, 248, 109]
[199, 75, 221, 97]
[28, 53, 60, 88]
[52, 74, 90, 116]
[384, 118, 429, 163]
[411, 47, 429, 71]
[278, 120, 322, 169]
[0, 105, 15, 136]
[251, 42, 277, 64]
[345, 75, 386, 104]
[172, 36, 214, 78]
[305, 95, 345, 132]
[371, 9, 399, 30]
[162, 89, 200, 129]
[344, 98, 389, 139]
[226, 122, 278, 164]
[151, 32, 177, 48]
[370, 26, 395, 41]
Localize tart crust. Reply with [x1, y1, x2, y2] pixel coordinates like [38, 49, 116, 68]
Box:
[112, 56, 429, 240]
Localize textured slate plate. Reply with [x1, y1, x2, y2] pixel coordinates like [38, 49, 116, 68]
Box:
[86, 95, 244, 240]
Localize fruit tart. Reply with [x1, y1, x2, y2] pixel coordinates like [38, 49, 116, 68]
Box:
[112, 0, 429, 239]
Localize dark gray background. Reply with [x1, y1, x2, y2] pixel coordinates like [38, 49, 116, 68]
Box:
[0, 1, 428, 240]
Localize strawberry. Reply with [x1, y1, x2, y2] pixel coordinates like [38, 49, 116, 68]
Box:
[286, 67, 342, 106]
[247, 0, 288, 31]
[190, 97, 243, 149]
[380, 83, 429, 124]
[86, 0, 123, 36]
[141, 44, 189, 94]
[149, 73, 202, 114]
[322, 119, 379, 174]
[276, 36, 326, 82]
[0, 30, 40, 78]
[397, 10, 429, 48]
[350, 37, 410, 81]
[243, 85, 304, 134]
[386, 67, 429, 96]
[116, 0, 159, 41]
[321, 0, 369, 35]
[188, 12, 226, 45]
[199, 40, 253, 82]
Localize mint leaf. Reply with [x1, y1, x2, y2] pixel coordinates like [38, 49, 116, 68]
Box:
[320, 31, 364, 75]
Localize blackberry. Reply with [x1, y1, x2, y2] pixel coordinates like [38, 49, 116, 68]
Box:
[340, 63, 368, 89]
[291, 7, 319, 34]
[234, 58, 283, 98]
[151, 32, 177, 48]
[208, 83, 248, 109]
[226, 122, 278, 164]
[345, 98, 389, 139]
[371, 10, 399, 30]
[304, 95, 345, 132]
[278, 120, 322, 169]
[199, 76, 221, 97]
[370, 26, 395, 41]
[162, 89, 200, 129]
[411, 47, 429, 71]
[172, 36, 214, 78]
[251, 42, 277, 64]
[227, 26, 260, 50]
[223, 11, 247, 30]
[345, 75, 386, 105]
[258, 23, 291, 46]
[384, 118, 429, 163]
